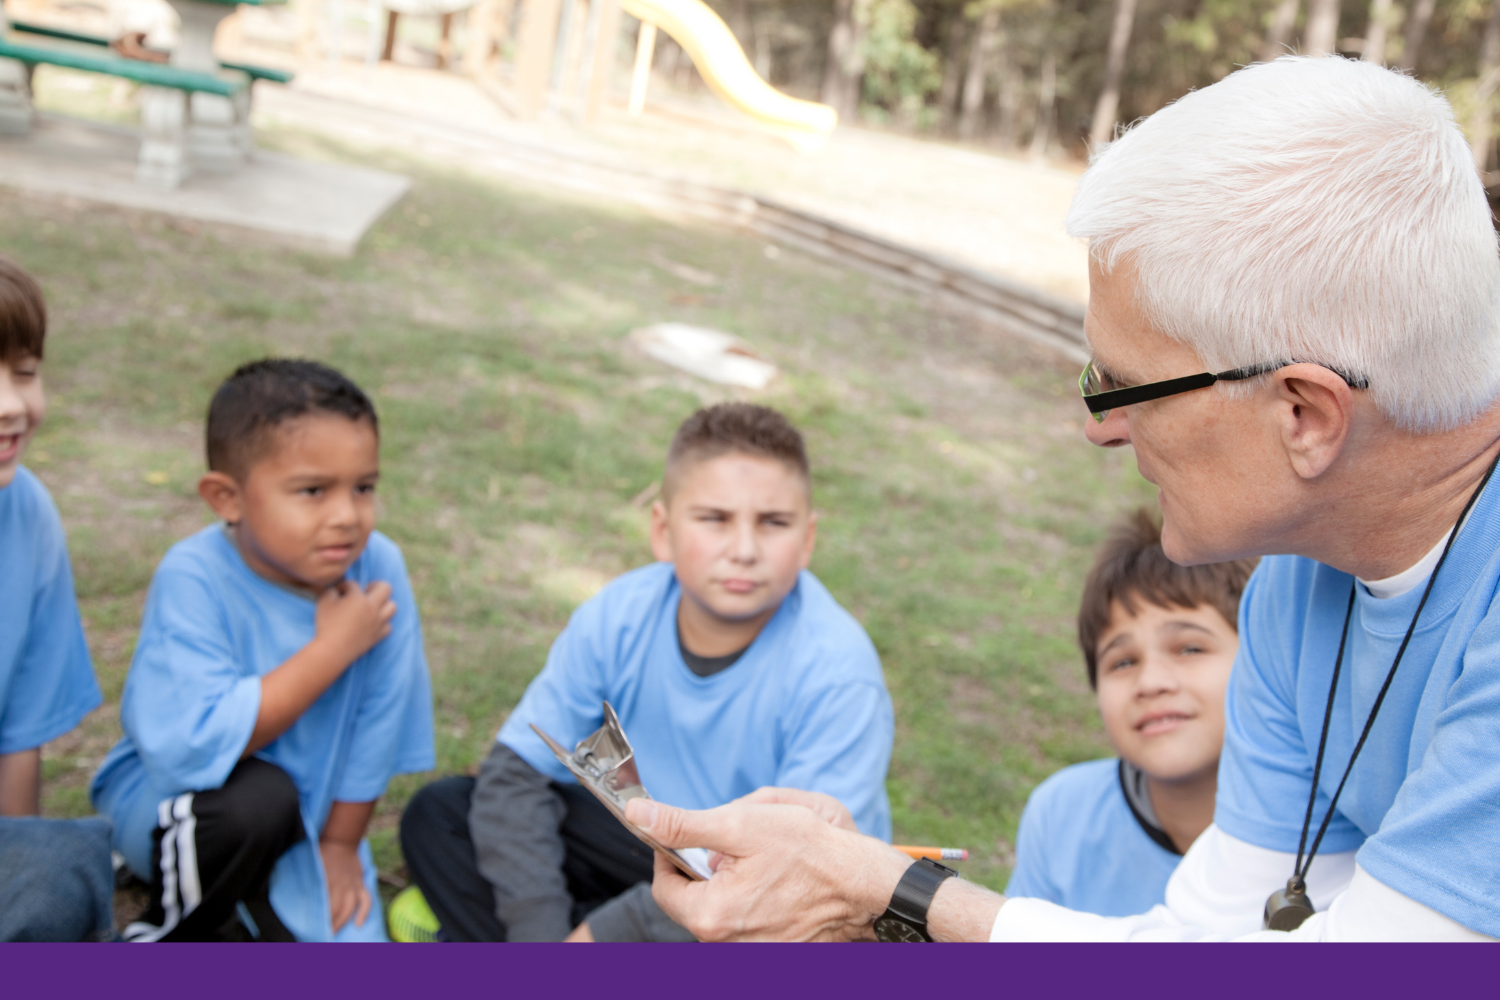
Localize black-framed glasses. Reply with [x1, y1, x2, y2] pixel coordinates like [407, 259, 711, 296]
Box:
[1078, 360, 1370, 422]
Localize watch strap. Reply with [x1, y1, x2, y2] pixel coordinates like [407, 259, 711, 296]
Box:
[885, 858, 958, 930]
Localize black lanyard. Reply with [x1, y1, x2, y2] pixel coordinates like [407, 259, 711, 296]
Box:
[1263, 452, 1500, 931]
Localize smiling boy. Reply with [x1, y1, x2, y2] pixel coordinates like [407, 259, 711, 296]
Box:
[0, 256, 114, 941]
[400, 402, 893, 942]
[90, 359, 434, 941]
[1004, 509, 1255, 916]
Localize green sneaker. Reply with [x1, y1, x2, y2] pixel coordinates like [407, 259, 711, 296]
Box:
[387, 886, 443, 943]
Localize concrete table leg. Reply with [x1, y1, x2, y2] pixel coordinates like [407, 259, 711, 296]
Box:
[138, 85, 190, 187]
[164, 0, 252, 171]
[0, 57, 33, 135]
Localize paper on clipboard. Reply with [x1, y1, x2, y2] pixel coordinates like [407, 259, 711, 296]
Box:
[531, 703, 714, 881]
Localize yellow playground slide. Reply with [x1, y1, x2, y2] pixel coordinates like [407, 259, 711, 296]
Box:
[620, 0, 837, 149]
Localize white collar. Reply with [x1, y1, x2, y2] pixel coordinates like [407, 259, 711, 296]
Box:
[1357, 503, 1477, 600]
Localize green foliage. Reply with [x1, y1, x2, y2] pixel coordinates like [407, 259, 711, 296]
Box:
[860, 0, 944, 126]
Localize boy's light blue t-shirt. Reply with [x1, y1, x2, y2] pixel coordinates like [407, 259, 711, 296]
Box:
[0, 466, 99, 753]
[499, 562, 895, 839]
[1005, 758, 1180, 917]
[1217, 475, 1500, 937]
[90, 524, 435, 942]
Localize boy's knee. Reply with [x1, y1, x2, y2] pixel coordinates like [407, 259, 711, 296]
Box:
[212, 759, 303, 845]
[400, 777, 473, 858]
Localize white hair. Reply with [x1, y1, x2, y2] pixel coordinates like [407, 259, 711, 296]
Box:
[1067, 56, 1500, 432]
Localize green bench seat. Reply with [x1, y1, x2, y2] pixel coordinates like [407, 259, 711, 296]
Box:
[6, 20, 294, 85]
[0, 29, 249, 95]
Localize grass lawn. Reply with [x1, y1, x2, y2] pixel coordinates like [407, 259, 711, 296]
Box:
[12, 118, 1153, 899]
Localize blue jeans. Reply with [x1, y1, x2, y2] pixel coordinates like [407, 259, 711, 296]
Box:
[0, 816, 115, 941]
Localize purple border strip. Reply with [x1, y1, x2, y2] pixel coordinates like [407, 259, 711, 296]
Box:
[5, 942, 1490, 1000]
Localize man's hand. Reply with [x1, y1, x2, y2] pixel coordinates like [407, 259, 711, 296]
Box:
[625, 798, 910, 942]
[320, 839, 371, 934]
[733, 788, 858, 833]
[564, 921, 594, 942]
[314, 580, 395, 664]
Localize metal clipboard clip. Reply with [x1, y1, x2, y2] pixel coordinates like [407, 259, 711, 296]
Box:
[531, 702, 713, 881]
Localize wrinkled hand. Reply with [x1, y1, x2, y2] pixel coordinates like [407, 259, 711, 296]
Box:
[733, 787, 858, 833]
[625, 798, 910, 942]
[320, 840, 371, 934]
[315, 580, 395, 665]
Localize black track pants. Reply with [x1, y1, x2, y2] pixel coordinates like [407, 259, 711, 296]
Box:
[400, 776, 654, 942]
[124, 758, 306, 942]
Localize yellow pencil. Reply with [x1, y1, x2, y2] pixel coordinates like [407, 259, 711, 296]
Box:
[895, 845, 968, 861]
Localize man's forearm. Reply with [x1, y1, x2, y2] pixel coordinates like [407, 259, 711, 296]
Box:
[927, 878, 1006, 942]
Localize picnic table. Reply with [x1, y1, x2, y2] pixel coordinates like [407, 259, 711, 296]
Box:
[0, 0, 293, 188]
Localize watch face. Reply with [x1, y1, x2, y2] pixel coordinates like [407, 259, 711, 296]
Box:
[874, 916, 928, 943]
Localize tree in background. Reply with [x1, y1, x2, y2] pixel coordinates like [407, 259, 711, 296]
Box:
[695, 0, 1500, 175]
[1303, 0, 1339, 53]
[1088, 0, 1136, 146]
[822, 0, 873, 119]
[861, 0, 943, 124]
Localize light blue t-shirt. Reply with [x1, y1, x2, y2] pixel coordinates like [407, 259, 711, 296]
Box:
[1218, 476, 1500, 937]
[90, 524, 435, 942]
[1005, 758, 1180, 917]
[0, 466, 99, 753]
[499, 562, 895, 840]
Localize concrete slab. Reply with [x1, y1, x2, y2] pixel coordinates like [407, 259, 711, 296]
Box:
[0, 113, 409, 255]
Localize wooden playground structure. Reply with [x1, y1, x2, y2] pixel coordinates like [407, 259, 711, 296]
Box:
[344, 0, 837, 146]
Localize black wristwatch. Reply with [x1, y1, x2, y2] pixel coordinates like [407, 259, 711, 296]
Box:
[873, 858, 959, 942]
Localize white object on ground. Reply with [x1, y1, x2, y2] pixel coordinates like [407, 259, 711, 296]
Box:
[629, 323, 777, 389]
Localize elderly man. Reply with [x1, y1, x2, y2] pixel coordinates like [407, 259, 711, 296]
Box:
[616, 56, 1500, 942]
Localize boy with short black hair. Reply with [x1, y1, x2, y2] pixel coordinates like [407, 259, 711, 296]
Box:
[1004, 508, 1256, 916]
[0, 255, 114, 942]
[91, 359, 435, 942]
[400, 402, 894, 942]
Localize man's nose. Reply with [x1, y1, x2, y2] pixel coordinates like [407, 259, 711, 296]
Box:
[1083, 407, 1131, 448]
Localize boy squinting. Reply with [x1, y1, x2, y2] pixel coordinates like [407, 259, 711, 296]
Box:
[652, 449, 817, 659]
[1005, 508, 1254, 916]
[92, 360, 433, 942]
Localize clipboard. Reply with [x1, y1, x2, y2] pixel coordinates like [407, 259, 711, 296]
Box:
[531, 703, 714, 881]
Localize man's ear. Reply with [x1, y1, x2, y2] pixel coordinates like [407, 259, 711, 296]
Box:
[198, 471, 244, 524]
[1273, 364, 1355, 481]
[799, 510, 818, 569]
[649, 499, 673, 562]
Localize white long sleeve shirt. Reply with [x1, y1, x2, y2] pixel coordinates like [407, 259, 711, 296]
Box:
[990, 824, 1493, 942]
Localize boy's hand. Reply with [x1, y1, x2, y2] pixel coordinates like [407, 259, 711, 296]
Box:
[320, 839, 371, 934]
[314, 580, 395, 665]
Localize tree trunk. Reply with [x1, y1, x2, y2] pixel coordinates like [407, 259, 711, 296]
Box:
[959, 7, 1000, 143]
[730, 0, 752, 49]
[938, 10, 968, 128]
[1471, 0, 1500, 174]
[997, 46, 1019, 149]
[1363, 0, 1393, 64]
[1397, 0, 1436, 71]
[1261, 0, 1299, 61]
[1028, 48, 1056, 160]
[821, 0, 870, 121]
[1089, 0, 1137, 148]
[1303, 0, 1340, 55]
